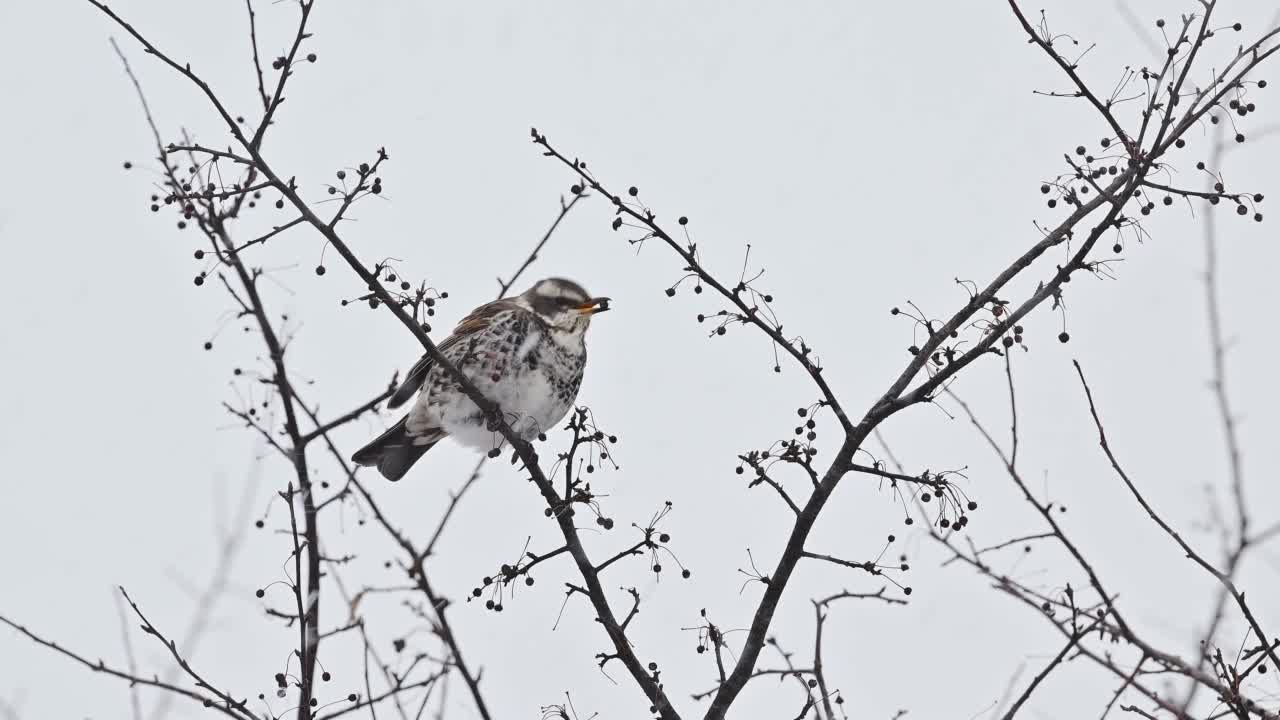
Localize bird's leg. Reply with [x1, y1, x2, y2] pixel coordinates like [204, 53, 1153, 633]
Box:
[520, 415, 544, 442]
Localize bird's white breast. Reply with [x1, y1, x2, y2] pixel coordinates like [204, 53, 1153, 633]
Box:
[407, 309, 583, 452]
[431, 369, 571, 450]
[419, 336, 573, 449]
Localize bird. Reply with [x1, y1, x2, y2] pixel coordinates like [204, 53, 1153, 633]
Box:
[352, 277, 611, 481]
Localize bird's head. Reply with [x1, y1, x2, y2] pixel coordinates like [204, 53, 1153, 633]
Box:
[520, 277, 610, 339]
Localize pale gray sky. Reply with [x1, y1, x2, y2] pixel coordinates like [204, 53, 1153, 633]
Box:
[3, 1, 1280, 719]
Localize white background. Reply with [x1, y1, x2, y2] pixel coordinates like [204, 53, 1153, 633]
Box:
[2, 1, 1279, 718]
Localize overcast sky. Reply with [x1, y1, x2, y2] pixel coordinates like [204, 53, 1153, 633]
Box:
[3, 1, 1280, 719]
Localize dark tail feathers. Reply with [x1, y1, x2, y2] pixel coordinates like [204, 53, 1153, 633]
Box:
[351, 417, 442, 482]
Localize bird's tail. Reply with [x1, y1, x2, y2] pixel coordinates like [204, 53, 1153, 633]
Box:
[351, 417, 442, 482]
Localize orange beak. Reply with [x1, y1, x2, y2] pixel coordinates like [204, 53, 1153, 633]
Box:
[574, 297, 611, 315]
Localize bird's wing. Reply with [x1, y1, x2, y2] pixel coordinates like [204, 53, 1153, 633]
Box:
[385, 299, 521, 409]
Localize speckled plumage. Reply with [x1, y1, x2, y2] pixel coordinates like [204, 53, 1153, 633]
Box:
[407, 305, 586, 447]
[352, 278, 607, 481]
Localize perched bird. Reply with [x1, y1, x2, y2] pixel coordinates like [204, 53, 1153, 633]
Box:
[352, 277, 610, 481]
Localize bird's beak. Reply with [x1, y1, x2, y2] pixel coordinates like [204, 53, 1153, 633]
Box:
[574, 297, 611, 315]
